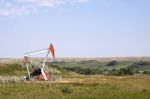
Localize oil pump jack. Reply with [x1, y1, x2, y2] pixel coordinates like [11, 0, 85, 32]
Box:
[23, 43, 55, 81]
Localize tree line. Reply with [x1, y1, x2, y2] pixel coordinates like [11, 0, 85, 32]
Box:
[63, 66, 150, 76]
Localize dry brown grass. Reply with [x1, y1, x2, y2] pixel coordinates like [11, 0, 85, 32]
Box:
[59, 75, 150, 92]
[0, 75, 150, 99]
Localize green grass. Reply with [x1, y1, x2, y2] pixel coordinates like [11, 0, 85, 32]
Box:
[0, 58, 150, 99]
[60, 60, 150, 71]
[0, 76, 150, 99]
[0, 59, 150, 76]
[0, 63, 26, 76]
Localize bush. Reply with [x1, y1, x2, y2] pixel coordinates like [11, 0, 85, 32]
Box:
[143, 71, 150, 75]
[131, 61, 150, 68]
[118, 67, 134, 76]
[108, 69, 120, 76]
[63, 67, 104, 75]
[60, 86, 73, 94]
[63, 66, 137, 76]
[106, 61, 118, 66]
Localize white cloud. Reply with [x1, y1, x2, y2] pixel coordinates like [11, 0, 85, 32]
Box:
[17, 0, 88, 7]
[0, 7, 29, 16]
[0, 0, 89, 16]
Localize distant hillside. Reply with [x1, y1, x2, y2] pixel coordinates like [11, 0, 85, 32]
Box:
[55, 57, 150, 62]
[54, 57, 150, 75]
[0, 57, 150, 76]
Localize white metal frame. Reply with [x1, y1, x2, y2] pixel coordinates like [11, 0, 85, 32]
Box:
[24, 43, 55, 81]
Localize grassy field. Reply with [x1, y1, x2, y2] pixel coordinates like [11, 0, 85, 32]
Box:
[0, 75, 150, 99]
[0, 58, 150, 99]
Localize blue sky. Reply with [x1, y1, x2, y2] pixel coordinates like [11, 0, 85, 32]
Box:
[0, 0, 150, 58]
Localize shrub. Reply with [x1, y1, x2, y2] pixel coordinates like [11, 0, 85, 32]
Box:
[118, 67, 134, 76]
[106, 61, 118, 66]
[131, 61, 150, 68]
[60, 86, 73, 94]
[143, 71, 150, 75]
[109, 69, 120, 76]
